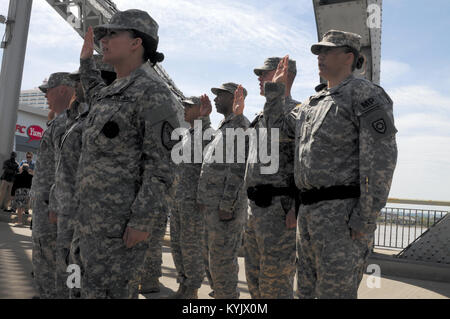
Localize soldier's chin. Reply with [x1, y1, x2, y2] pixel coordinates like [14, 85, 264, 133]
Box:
[318, 68, 327, 79]
[102, 54, 114, 66]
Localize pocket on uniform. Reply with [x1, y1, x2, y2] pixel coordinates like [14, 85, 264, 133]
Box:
[90, 96, 135, 152]
[310, 98, 334, 136]
[104, 224, 127, 239]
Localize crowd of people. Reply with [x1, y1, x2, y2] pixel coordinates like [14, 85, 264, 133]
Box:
[1, 151, 35, 225]
[25, 8, 397, 299]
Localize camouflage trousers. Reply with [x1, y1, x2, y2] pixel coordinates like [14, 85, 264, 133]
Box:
[68, 226, 83, 298]
[170, 201, 205, 289]
[203, 226, 213, 292]
[244, 199, 296, 299]
[55, 217, 78, 299]
[204, 204, 245, 299]
[296, 198, 373, 299]
[32, 232, 57, 299]
[139, 211, 168, 286]
[78, 231, 148, 299]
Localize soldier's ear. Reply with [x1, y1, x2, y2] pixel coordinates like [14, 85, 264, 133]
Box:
[132, 37, 143, 48]
[346, 52, 354, 68]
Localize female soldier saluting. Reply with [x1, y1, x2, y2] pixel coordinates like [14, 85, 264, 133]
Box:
[77, 9, 181, 299]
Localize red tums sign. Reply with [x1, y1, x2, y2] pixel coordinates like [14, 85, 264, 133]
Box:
[16, 124, 44, 142]
[27, 125, 44, 142]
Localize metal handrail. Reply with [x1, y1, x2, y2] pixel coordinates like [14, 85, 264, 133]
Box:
[375, 201, 448, 249]
[387, 198, 450, 207]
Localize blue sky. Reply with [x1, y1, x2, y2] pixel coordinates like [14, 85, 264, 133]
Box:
[0, 0, 449, 201]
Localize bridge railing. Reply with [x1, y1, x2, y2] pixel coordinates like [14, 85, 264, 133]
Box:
[374, 199, 449, 249]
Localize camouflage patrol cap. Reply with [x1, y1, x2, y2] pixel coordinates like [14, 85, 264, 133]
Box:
[69, 55, 115, 81]
[94, 9, 159, 48]
[39, 72, 76, 93]
[182, 96, 201, 107]
[211, 82, 247, 98]
[254, 57, 297, 76]
[311, 30, 361, 55]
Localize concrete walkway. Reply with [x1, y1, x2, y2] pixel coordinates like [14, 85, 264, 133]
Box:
[0, 221, 449, 299]
[0, 222, 36, 298]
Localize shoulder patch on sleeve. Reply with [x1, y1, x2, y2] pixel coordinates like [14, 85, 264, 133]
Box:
[161, 121, 179, 151]
[359, 96, 382, 114]
[361, 108, 397, 141]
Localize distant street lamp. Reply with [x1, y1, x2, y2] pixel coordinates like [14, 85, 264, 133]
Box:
[0, 15, 6, 24]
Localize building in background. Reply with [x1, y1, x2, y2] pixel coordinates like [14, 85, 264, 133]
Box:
[14, 88, 49, 162]
[19, 88, 48, 109]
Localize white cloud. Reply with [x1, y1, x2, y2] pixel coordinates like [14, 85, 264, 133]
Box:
[27, 1, 83, 49]
[114, 0, 315, 63]
[380, 59, 411, 84]
[390, 136, 450, 201]
[389, 85, 450, 113]
[396, 113, 450, 137]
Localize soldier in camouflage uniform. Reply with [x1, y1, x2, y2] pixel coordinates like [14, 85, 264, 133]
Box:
[264, 30, 398, 298]
[197, 83, 250, 299]
[31, 72, 76, 299]
[167, 96, 212, 298]
[49, 57, 116, 299]
[77, 9, 181, 299]
[138, 209, 168, 294]
[244, 57, 299, 299]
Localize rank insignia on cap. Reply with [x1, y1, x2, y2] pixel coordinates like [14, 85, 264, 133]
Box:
[372, 119, 386, 134]
[161, 121, 178, 151]
[102, 121, 120, 138]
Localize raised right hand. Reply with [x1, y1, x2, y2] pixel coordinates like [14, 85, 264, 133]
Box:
[232, 85, 245, 116]
[199, 94, 212, 117]
[80, 26, 94, 60]
[272, 55, 289, 86]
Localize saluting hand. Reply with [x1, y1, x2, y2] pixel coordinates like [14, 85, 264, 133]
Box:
[80, 26, 94, 60]
[272, 55, 289, 95]
[199, 94, 212, 117]
[232, 85, 245, 116]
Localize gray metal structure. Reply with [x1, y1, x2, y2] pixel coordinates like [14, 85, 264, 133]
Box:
[312, 0, 382, 84]
[0, 0, 33, 167]
[397, 214, 450, 265]
[44, 0, 185, 101]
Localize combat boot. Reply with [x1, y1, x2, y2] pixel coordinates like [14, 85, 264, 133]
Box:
[181, 287, 198, 299]
[140, 278, 161, 294]
[166, 284, 186, 299]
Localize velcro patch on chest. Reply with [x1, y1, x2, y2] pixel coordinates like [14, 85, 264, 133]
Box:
[101, 121, 120, 139]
